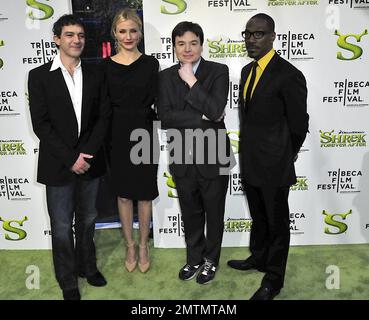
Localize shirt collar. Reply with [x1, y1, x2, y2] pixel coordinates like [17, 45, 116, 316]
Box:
[192, 58, 201, 74]
[50, 52, 82, 72]
[256, 48, 275, 71]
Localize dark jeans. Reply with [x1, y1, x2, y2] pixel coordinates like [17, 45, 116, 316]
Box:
[46, 177, 99, 290]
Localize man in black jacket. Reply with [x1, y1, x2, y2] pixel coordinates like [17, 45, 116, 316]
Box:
[28, 14, 110, 300]
[227, 13, 309, 300]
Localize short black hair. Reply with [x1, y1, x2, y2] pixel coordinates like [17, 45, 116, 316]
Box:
[249, 13, 275, 32]
[52, 14, 85, 38]
[172, 21, 204, 46]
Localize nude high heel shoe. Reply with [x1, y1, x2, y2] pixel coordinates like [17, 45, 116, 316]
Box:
[138, 244, 150, 273]
[125, 242, 137, 272]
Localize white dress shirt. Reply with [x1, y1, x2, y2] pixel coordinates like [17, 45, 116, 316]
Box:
[50, 53, 83, 136]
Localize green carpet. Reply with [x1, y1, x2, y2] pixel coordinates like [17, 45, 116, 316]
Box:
[1, 228, 369, 300]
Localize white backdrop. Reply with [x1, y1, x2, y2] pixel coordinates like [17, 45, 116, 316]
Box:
[143, 0, 369, 247]
[1, 0, 368, 249]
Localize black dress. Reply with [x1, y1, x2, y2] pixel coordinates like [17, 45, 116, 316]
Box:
[101, 54, 159, 200]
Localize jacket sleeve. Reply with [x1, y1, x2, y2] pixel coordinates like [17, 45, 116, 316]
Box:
[28, 69, 79, 168]
[184, 64, 229, 121]
[281, 69, 309, 155]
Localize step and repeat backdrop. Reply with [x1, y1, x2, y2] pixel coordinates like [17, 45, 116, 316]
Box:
[0, 0, 368, 249]
[143, 0, 369, 248]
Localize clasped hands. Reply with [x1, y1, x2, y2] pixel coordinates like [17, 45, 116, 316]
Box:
[71, 153, 93, 175]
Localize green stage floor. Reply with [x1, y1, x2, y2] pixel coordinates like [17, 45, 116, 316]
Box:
[1, 228, 368, 300]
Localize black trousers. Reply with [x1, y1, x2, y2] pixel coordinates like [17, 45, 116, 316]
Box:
[46, 177, 100, 290]
[244, 182, 290, 290]
[174, 166, 229, 266]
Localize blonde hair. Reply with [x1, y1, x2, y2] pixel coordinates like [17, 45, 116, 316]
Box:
[111, 9, 143, 40]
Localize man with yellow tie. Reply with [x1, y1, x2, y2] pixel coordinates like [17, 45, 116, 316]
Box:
[227, 13, 309, 300]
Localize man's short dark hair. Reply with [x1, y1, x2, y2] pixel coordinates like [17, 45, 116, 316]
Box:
[52, 14, 85, 37]
[249, 13, 275, 32]
[172, 21, 204, 46]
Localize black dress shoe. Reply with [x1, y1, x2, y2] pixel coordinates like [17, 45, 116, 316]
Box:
[227, 259, 265, 272]
[178, 263, 202, 281]
[62, 288, 81, 300]
[249, 286, 280, 300]
[85, 271, 107, 287]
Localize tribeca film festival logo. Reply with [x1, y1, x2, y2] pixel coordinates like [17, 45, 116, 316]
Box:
[151, 36, 176, 64]
[335, 29, 368, 61]
[290, 212, 306, 235]
[22, 40, 57, 65]
[319, 130, 366, 148]
[229, 172, 243, 195]
[0, 140, 27, 156]
[158, 214, 184, 237]
[0, 177, 31, 201]
[323, 209, 352, 235]
[317, 169, 361, 193]
[290, 176, 308, 191]
[0, 216, 28, 241]
[328, 0, 369, 9]
[207, 0, 257, 12]
[268, 0, 318, 6]
[275, 32, 315, 61]
[208, 38, 247, 59]
[228, 82, 240, 109]
[224, 218, 252, 233]
[323, 79, 369, 108]
[0, 91, 20, 117]
[161, 0, 257, 13]
[24, 1, 58, 65]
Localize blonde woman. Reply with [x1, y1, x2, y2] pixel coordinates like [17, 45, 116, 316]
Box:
[101, 9, 159, 273]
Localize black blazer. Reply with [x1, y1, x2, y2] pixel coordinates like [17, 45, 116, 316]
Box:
[239, 53, 309, 187]
[157, 58, 235, 178]
[28, 61, 111, 186]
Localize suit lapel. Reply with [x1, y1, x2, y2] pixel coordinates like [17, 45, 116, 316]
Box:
[52, 68, 74, 110]
[249, 54, 279, 106]
[240, 62, 253, 110]
[194, 57, 207, 84]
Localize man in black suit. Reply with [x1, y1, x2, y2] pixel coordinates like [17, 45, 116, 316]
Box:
[157, 21, 235, 285]
[28, 14, 110, 300]
[227, 13, 309, 300]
